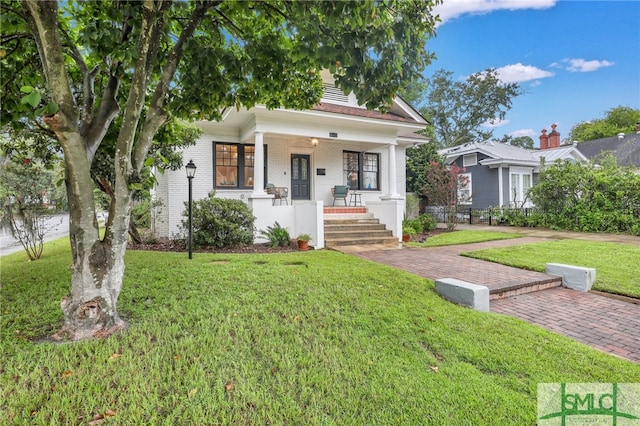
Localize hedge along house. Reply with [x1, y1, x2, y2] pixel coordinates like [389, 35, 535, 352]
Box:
[153, 71, 429, 248]
[438, 124, 587, 209]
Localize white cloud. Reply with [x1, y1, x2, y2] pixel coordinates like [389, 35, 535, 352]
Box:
[563, 58, 614, 72]
[510, 129, 536, 138]
[434, 0, 556, 24]
[495, 63, 554, 83]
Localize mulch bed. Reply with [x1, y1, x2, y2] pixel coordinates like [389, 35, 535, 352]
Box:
[129, 239, 299, 254]
[129, 228, 451, 254]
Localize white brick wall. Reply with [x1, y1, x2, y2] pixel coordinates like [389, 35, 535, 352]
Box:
[156, 136, 216, 238]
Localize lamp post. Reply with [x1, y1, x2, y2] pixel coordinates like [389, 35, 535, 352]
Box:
[185, 160, 197, 259]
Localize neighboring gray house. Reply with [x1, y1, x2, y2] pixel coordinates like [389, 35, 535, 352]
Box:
[439, 125, 587, 209]
[574, 125, 640, 169]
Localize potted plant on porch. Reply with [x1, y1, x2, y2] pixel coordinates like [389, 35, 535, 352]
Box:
[296, 234, 312, 251]
[401, 226, 416, 243]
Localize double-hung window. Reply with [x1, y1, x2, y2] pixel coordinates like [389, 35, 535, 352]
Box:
[457, 173, 472, 204]
[213, 143, 266, 189]
[343, 151, 379, 190]
[509, 167, 533, 207]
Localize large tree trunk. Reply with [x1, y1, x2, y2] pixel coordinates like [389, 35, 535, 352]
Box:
[49, 129, 131, 341]
[23, 0, 210, 341]
[56, 238, 129, 341]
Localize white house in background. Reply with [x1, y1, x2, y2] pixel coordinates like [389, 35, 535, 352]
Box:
[153, 71, 429, 248]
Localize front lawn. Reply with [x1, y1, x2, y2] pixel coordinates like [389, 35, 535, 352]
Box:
[463, 239, 640, 298]
[2, 242, 638, 425]
[410, 230, 523, 247]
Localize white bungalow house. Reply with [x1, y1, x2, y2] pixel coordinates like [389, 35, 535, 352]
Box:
[153, 72, 429, 248]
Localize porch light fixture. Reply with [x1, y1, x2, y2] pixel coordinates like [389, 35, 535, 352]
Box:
[311, 138, 319, 147]
[185, 160, 197, 259]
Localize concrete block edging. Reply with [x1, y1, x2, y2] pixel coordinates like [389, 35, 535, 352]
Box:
[435, 278, 490, 312]
[545, 263, 596, 292]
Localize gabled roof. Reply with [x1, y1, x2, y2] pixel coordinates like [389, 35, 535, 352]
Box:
[439, 140, 587, 168]
[440, 141, 538, 167]
[575, 133, 640, 167]
[531, 144, 588, 163]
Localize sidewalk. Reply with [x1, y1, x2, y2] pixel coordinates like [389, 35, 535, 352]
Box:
[349, 229, 640, 364]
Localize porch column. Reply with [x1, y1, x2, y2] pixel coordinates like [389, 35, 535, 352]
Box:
[253, 131, 266, 196]
[384, 143, 401, 199]
[498, 166, 504, 206]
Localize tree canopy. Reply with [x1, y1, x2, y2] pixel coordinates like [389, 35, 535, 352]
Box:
[568, 106, 640, 142]
[497, 134, 534, 149]
[422, 68, 522, 147]
[1, 0, 441, 340]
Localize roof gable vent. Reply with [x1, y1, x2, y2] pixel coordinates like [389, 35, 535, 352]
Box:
[322, 84, 350, 104]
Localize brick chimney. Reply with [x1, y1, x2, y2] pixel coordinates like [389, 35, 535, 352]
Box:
[539, 128, 549, 150]
[548, 123, 560, 148]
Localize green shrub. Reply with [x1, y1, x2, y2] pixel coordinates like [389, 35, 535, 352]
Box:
[529, 158, 640, 235]
[417, 213, 437, 231]
[181, 191, 255, 248]
[131, 198, 164, 229]
[402, 218, 423, 234]
[260, 222, 291, 247]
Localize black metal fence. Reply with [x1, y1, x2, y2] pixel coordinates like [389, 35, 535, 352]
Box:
[422, 205, 640, 228]
[423, 206, 513, 226]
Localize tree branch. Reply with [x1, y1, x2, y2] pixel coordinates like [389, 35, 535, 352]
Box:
[133, 1, 216, 170]
[21, 0, 78, 134]
[59, 26, 95, 126]
[82, 4, 137, 163]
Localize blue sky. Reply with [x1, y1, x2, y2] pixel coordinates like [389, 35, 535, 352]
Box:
[424, 0, 640, 144]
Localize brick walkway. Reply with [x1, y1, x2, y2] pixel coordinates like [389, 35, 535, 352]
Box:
[349, 236, 640, 364]
[357, 237, 559, 292]
[491, 288, 640, 363]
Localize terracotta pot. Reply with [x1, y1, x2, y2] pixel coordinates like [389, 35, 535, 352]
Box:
[297, 240, 309, 251]
[402, 234, 411, 243]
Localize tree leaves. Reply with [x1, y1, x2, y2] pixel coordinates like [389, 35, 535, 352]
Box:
[425, 69, 522, 147]
[20, 88, 41, 108]
[569, 106, 640, 141]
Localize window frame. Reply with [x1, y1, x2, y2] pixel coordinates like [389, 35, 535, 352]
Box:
[212, 142, 267, 190]
[457, 172, 472, 205]
[509, 166, 533, 207]
[342, 150, 380, 191]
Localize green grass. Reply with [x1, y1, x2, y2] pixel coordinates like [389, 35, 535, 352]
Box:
[463, 239, 640, 298]
[2, 241, 639, 425]
[410, 230, 523, 247]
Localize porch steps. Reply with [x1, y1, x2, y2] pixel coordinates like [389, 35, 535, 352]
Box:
[488, 277, 562, 301]
[324, 212, 398, 247]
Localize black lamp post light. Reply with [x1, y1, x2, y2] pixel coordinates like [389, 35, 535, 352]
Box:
[185, 159, 196, 259]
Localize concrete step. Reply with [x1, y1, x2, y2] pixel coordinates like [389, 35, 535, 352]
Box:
[325, 229, 394, 240]
[323, 210, 398, 248]
[325, 235, 399, 247]
[489, 277, 563, 300]
[324, 223, 386, 232]
[324, 213, 375, 222]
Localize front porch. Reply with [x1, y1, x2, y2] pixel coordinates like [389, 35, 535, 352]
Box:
[249, 199, 404, 250]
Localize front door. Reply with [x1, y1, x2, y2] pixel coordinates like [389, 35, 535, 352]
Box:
[291, 154, 310, 200]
